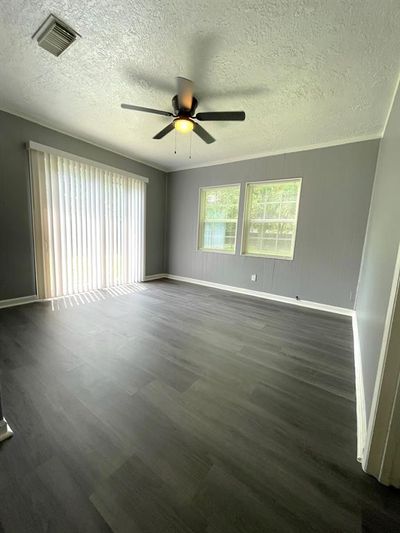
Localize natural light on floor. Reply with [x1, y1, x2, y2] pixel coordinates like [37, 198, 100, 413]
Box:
[49, 283, 147, 311]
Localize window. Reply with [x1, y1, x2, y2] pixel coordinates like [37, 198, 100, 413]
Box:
[198, 184, 241, 253]
[242, 178, 302, 260]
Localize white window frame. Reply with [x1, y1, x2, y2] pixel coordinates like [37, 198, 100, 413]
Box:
[241, 177, 302, 261]
[197, 183, 241, 255]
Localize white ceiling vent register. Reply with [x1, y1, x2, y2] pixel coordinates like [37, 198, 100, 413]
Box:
[33, 14, 80, 57]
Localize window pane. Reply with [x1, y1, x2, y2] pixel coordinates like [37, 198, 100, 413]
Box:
[199, 185, 240, 252]
[243, 179, 301, 259]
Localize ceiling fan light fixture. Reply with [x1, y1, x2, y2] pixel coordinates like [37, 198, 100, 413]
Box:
[174, 118, 194, 133]
[121, 77, 245, 145]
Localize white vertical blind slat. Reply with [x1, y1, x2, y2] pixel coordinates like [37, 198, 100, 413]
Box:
[44, 154, 57, 297]
[135, 181, 139, 282]
[69, 160, 77, 294]
[105, 171, 110, 287]
[135, 179, 139, 282]
[30, 150, 146, 299]
[57, 157, 66, 296]
[81, 164, 88, 292]
[140, 181, 145, 280]
[90, 167, 96, 289]
[77, 162, 82, 293]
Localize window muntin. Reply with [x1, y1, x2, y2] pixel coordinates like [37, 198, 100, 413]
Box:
[242, 178, 301, 259]
[198, 185, 241, 253]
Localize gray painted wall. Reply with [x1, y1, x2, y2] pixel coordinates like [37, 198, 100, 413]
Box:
[167, 140, 379, 309]
[355, 83, 400, 420]
[0, 110, 166, 301]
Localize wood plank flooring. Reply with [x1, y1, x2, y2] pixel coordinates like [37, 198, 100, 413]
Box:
[1, 279, 400, 532]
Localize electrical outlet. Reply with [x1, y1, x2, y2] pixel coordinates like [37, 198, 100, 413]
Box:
[251, 274, 257, 282]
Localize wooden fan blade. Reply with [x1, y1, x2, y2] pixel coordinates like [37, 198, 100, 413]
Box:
[196, 111, 245, 121]
[176, 77, 193, 111]
[193, 122, 215, 144]
[153, 122, 175, 139]
[121, 104, 173, 117]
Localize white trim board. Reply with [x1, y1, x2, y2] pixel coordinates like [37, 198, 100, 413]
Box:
[382, 71, 400, 137]
[148, 273, 353, 316]
[362, 242, 400, 485]
[352, 313, 367, 462]
[144, 273, 168, 281]
[0, 295, 38, 310]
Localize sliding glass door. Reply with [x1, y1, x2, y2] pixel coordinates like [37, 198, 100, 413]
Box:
[30, 148, 146, 299]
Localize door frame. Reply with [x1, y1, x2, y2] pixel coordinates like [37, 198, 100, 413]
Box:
[362, 242, 400, 486]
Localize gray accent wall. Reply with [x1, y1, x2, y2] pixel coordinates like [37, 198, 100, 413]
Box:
[355, 83, 400, 420]
[0, 110, 166, 301]
[167, 140, 379, 309]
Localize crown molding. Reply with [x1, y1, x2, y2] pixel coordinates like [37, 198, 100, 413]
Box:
[0, 106, 169, 173]
[382, 70, 400, 138]
[167, 134, 381, 173]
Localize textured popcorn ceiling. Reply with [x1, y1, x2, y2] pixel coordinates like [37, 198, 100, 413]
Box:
[1, 0, 400, 171]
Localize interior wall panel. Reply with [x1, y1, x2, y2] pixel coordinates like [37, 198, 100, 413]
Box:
[167, 139, 379, 309]
[356, 82, 400, 421]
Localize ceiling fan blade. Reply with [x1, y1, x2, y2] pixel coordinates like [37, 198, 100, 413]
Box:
[193, 122, 215, 144]
[121, 104, 173, 117]
[176, 77, 193, 110]
[196, 111, 245, 121]
[153, 122, 175, 140]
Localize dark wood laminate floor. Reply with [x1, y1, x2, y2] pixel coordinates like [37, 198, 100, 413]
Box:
[1, 280, 400, 532]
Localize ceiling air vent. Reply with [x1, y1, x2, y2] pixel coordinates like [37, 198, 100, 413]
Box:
[33, 14, 79, 57]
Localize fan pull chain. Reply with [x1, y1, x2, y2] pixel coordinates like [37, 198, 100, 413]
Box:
[174, 129, 177, 155]
[189, 130, 192, 159]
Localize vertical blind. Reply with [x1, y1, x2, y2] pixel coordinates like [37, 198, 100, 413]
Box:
[30, 148, 146, 299]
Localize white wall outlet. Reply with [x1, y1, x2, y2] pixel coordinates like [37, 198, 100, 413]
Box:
[251, 274, 257, 282]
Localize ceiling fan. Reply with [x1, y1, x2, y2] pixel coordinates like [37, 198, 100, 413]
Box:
[121, 77, 245, 144]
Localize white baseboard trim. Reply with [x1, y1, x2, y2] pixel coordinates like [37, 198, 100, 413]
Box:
[0, 295, 38, 310]
[165, 274, 353, 317]
[144, 273, 168, 281]
[352, 312, 367, 462]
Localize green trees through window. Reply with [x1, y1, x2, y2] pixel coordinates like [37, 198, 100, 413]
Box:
[242, 178, 302, 259]
[197, 178, 302, 259]
[198, 185, 241, 253]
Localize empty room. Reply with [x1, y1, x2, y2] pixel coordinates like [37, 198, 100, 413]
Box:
[1, 1, 400, 531]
